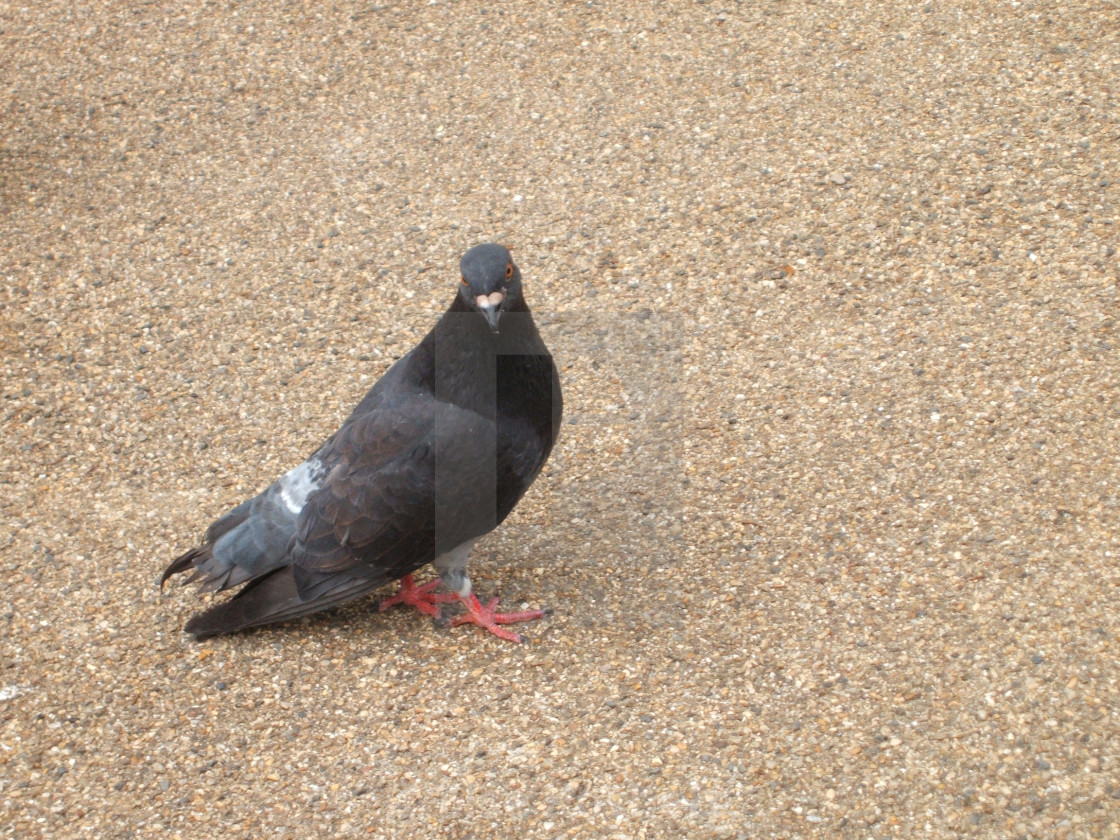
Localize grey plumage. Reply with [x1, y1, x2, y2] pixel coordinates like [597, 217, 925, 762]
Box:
[162, 244, 562, 641]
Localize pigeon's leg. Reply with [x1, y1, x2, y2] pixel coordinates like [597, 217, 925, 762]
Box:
[378, 574, 456, 619]
[429, 541, 548, 642]
[449, 593, 548, 644]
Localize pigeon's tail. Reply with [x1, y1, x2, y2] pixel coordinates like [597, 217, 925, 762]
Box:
[161, 545, 209, 588]
[160, 498, 253, 590]
[204, 498, 253, 543]
[182, 566, 383, 638]
[159, 541, 253, 594]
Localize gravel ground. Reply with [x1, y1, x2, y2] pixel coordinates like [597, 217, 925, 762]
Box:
[3, 1, 1119, 837]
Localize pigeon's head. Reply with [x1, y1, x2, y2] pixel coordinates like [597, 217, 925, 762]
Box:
[459, 243, 521, 332]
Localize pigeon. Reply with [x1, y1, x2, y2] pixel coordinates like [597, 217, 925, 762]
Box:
[161, 243, 562, 642]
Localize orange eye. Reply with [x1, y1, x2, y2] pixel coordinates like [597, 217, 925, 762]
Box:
[505, 263, 513, 280]
[461, 275, 468, 286]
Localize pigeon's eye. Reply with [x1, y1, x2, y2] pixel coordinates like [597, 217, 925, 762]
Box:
[461, 275, 469, 287]
[505, 263, 513, 280]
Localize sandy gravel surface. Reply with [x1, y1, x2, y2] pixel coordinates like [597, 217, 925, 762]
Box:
[3, 1, 1118, 837]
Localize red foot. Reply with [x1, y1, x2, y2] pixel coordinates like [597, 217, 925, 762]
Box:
[378, 574, 457, 619]
[449, 594, 548, 644]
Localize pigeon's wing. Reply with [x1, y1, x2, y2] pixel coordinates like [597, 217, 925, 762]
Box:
[182, 566, 382, 638]
[160, 455, 330, 592]
[292, 394, 499, 583]
[176, 394, 497, 636]
[159, 356, 425, 593]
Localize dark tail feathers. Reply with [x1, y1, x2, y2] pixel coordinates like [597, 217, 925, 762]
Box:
[160, 545, 211, 588]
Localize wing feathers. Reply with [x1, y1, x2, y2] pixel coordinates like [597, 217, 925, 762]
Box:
[182, 567, 384, 637]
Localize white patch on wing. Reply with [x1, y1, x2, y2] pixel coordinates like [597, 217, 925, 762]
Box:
[278, 458, 323, 514]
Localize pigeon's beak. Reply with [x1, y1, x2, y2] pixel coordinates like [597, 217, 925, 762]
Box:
[476, 292, 504, 332]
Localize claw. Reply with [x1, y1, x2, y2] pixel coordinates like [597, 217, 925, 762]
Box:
[378, 574, 456, 619]
[449, 594, 547, 643]
[380, 575, 548, 642]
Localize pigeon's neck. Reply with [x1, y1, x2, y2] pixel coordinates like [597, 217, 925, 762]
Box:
[407, 295, 546, 416]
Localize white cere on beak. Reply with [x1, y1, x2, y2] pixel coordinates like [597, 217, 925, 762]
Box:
[476, 291, 504, 309]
